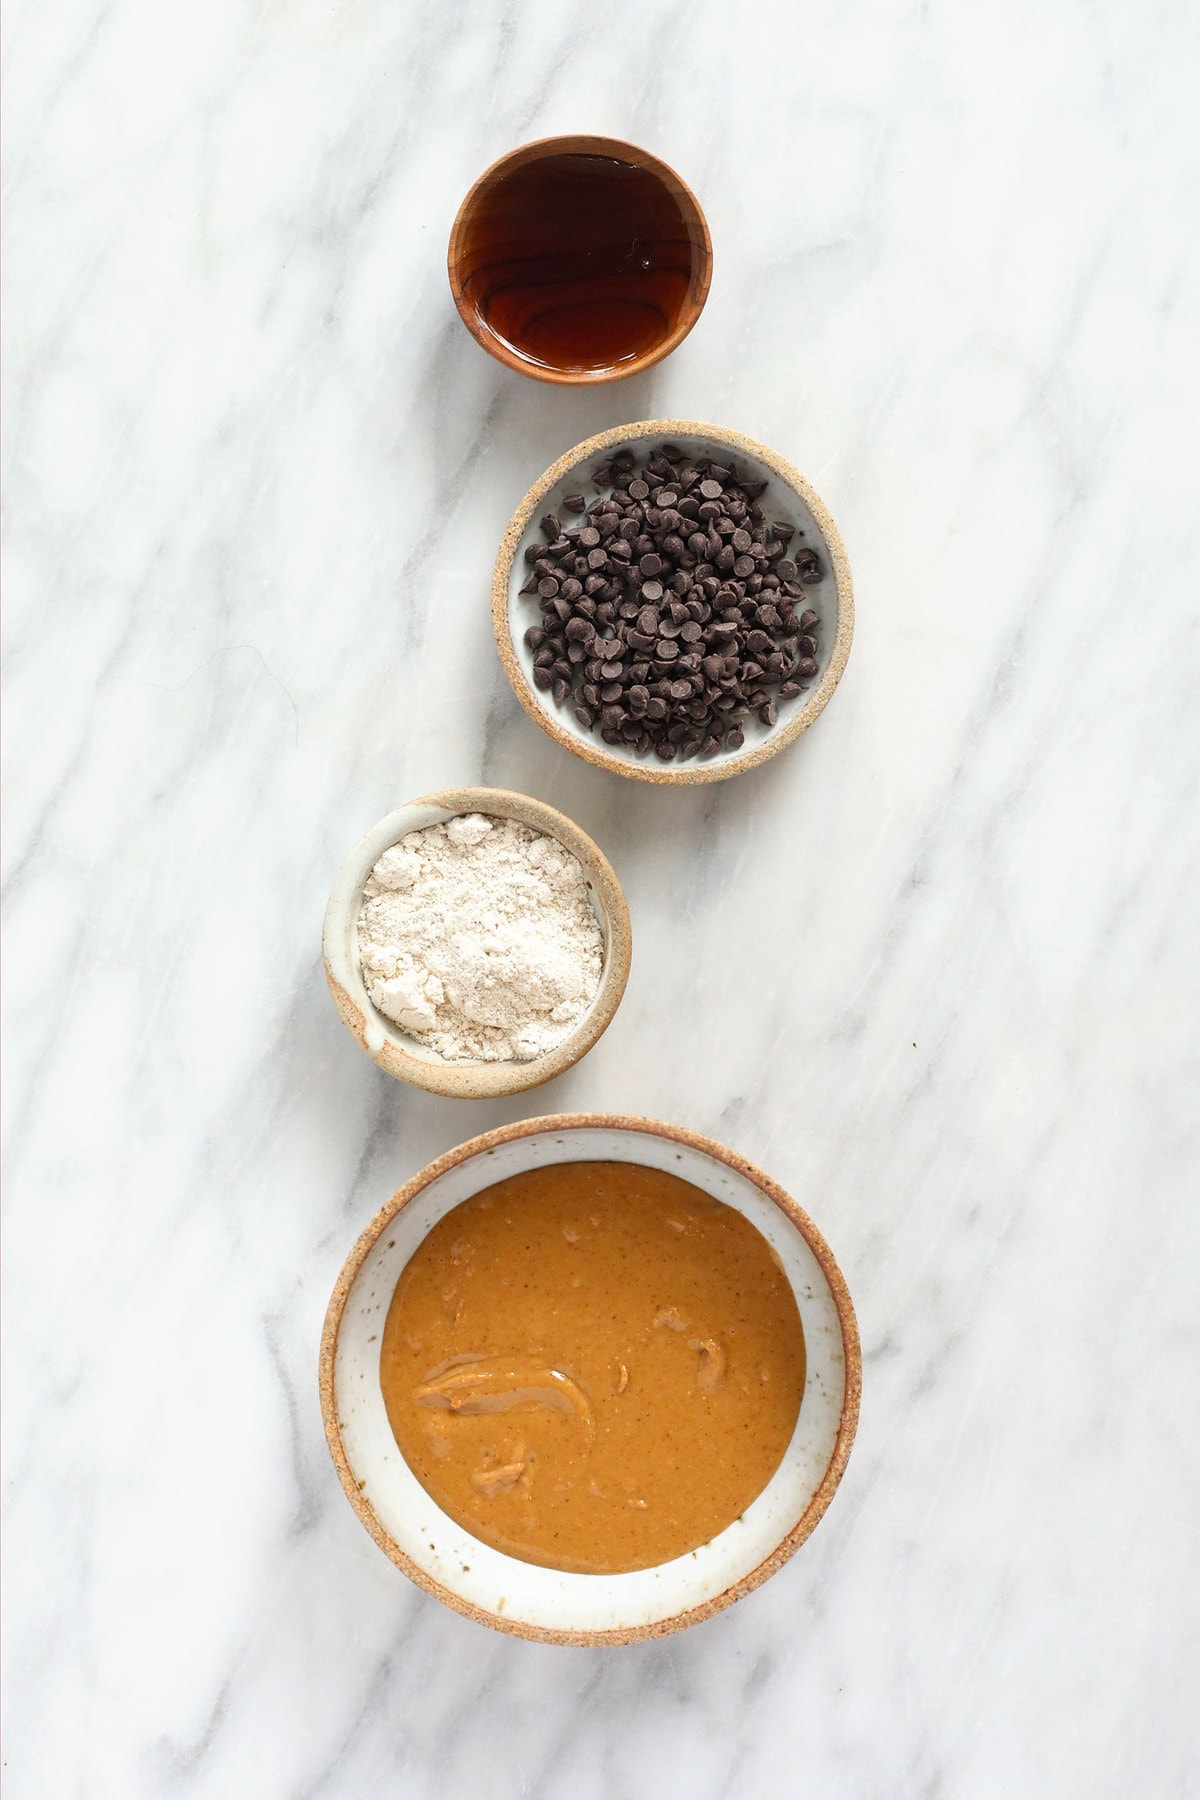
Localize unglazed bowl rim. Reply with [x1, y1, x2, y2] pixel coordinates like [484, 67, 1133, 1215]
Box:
[447, 135, 714, 387]
[319, 1113, 861, 1644]
[321, 789, 632, 1098]
[492, 421, 854, 784]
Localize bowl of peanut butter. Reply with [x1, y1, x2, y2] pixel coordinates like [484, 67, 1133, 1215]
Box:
[320, 1115, 860, 1643]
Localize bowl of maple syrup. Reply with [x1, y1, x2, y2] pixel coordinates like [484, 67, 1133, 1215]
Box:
[447, 136, 713, 386]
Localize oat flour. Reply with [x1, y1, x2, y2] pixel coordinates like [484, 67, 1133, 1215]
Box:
[355, 814, 604, 1063]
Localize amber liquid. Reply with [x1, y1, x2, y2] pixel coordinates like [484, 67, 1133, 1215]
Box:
[459, 154, 703, 374]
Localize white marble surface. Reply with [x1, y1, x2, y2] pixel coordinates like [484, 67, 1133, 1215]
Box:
[4, 0, 1199, 1793]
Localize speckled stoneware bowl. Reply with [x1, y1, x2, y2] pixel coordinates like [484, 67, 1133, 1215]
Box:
[320, 1114, 861, 1645]
[492, 421, 854, 785]
[322, 788, 632, 1099]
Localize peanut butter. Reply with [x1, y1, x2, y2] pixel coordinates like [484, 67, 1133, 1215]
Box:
[379, 1161, 806, 1574]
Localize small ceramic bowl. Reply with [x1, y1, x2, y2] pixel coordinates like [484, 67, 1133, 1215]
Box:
[322, 788, 631, 1099]
[492, 421, 854, 784]
[320, 1114, 860, 1644]
[447, 136, 712, 385]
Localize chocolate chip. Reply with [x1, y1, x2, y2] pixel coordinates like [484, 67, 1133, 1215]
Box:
[518, 447, 822, 759]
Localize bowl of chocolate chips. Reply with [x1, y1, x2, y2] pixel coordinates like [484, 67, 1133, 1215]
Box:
[492, 422, 854, 783]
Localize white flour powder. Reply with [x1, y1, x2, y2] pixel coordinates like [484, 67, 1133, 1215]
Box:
[356, 814, 604, 1062]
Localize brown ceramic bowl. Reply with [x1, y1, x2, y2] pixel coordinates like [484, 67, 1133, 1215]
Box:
[447, 136, 712, 385]
[322, 788, 632, 1099]
[494, 421, 855, 784]
[320, 1114, 861, 1644]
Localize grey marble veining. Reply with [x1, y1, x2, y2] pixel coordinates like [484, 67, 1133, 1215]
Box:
[4, 0, 1199, 1794]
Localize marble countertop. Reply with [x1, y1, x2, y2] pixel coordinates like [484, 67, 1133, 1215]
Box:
[4, 1, 1199, 1794]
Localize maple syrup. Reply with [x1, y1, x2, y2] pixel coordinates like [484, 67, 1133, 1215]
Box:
[456, 152, 707, 376]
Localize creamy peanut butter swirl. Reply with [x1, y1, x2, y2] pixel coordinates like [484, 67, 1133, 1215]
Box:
[413, 1353, 594, 1438]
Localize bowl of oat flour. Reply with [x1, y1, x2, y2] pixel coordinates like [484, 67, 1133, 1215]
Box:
[323, 788, 632, 1097]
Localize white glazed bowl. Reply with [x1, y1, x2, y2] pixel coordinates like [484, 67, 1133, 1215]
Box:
[322, 788, 632, 1099]
[492, 421, 854, 785]
[319, 1115, 861, 1644]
